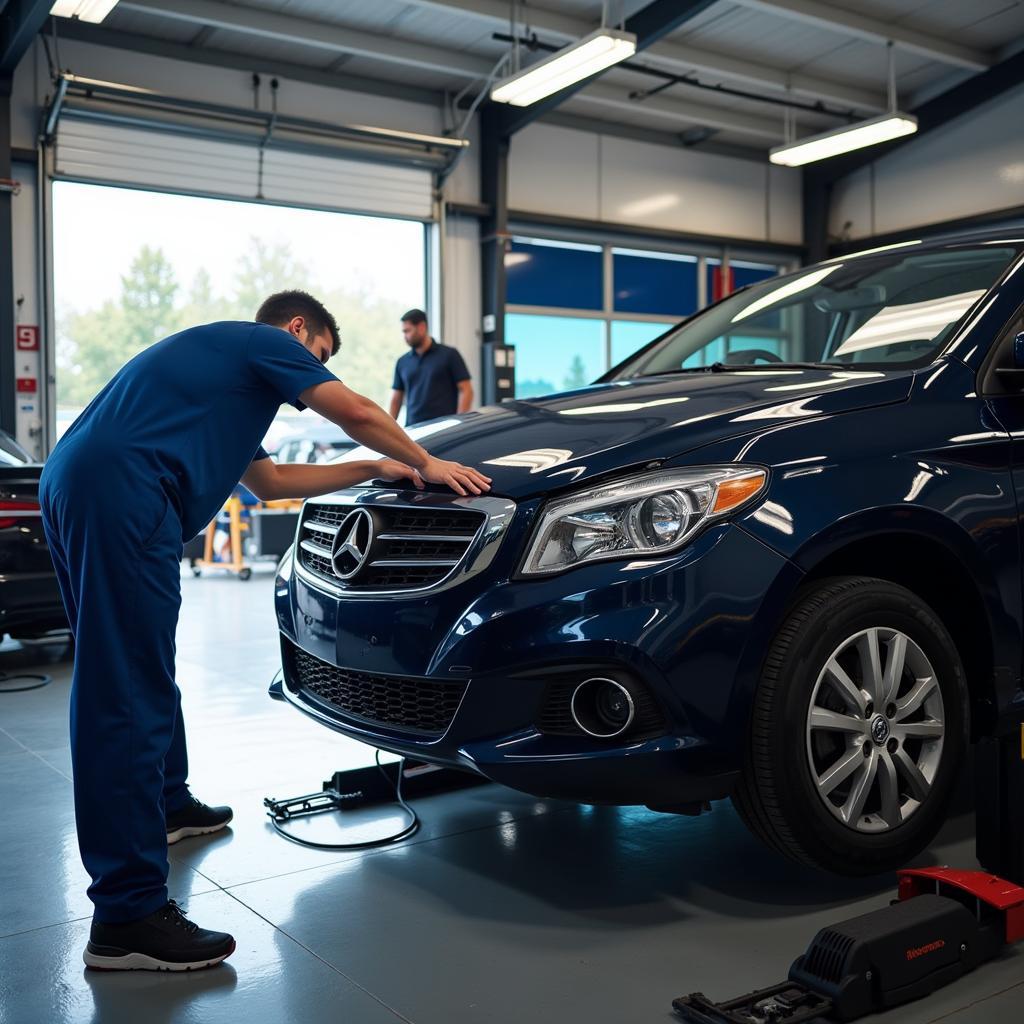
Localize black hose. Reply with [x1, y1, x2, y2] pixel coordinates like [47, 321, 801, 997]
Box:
[0, 672, 53, 693]
[267, 749, 421, 851]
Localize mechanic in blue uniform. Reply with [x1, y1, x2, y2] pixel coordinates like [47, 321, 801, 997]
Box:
[39, 290, 491, 973]
[389, 307, 473, 425]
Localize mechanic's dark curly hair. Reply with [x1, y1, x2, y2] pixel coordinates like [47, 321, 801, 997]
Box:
[256, 290, 340, 355]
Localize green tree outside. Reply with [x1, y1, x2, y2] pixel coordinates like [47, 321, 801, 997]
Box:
[57, 244, 180, 408]
[515, 378, 557, 399]
[121, 245, 180, 350]
[562, 353, 588, 391]
[56, 238, 410, 413]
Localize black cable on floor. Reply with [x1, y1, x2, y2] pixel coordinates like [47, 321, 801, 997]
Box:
[0, 672, 53, 693]
[267, 749, 421, 851]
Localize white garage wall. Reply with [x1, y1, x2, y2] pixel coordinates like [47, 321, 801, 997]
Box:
[830, 84, 1024, 240]
[440, 212, 481, 390]
[508, 122, 802, 245]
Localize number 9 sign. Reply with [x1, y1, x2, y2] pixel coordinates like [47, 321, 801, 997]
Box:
[16, 325, 39, 351]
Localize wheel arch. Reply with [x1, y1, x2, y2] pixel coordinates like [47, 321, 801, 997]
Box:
[790, 514, 1009, 739]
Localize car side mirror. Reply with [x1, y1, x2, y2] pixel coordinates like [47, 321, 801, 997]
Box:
[993, 331, 1024, 389]
[1014, 331, 1024, 369]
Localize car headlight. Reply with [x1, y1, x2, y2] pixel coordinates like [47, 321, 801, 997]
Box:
[520, 466, 767, 576]
[276, 545, 294, 584]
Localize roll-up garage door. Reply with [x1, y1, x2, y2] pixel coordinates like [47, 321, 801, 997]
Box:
[53, 117, 434, 220]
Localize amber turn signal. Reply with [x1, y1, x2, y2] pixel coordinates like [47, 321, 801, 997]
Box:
[711, 471, 767, 515]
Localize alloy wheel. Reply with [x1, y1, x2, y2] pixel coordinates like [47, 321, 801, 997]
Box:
[805, 627, 945, 834]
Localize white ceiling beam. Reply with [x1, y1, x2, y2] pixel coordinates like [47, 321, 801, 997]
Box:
[570, 81, 783, 140]
[402, 0, 887, 112]
[119, 0, 495, 79]
[731, 0, 991, 71]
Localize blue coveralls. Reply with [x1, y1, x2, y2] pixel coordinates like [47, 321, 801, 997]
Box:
[39, 321, 336, 923]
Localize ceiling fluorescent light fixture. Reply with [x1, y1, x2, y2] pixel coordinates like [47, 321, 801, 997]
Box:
[769, 111, 917, 167]
[491, 28, 637, 107]
[50, 0, 119, 23]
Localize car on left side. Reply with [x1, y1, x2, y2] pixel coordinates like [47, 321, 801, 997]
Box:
[273, 422, 357, 465]
[0, 429, 68, 641]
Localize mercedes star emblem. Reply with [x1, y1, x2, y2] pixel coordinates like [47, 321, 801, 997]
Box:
[331, 508, 374, 581]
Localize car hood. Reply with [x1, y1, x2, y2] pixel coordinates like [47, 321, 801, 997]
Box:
[352, 367, 916, 499]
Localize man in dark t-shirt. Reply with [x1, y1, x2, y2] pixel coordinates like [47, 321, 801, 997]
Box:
[389, 308, 473, 425]
[39, 290, 490, 972]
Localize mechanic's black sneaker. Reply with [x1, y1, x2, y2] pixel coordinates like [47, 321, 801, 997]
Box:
[84, 900, 235, 972]
[166, 794, 233, 845]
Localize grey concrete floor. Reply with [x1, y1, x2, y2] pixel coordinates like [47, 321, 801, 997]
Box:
[0, 564, 1021, 1024]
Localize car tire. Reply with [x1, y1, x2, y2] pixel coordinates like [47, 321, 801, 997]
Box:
[732, 576, 968, 876]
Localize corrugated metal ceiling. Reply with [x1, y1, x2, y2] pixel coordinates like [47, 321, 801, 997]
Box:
[78, 0, 1024, 152]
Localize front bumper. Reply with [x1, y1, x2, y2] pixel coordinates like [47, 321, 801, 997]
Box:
[273, 489, 802, 807]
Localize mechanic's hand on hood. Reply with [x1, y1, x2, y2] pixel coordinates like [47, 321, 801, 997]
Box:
[419, 456, 492, 496]
[376, 458, 425, 489]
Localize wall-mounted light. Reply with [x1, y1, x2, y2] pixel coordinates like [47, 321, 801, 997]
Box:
[491, 28, 637, 107]
[50, 0, 120, 22]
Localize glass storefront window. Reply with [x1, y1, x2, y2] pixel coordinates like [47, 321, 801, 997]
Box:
[610, 320, 673, 367]
[505, 314, 605, 398]
[505, 237, 785, 396]
[706, 259, 778, 301]
[612, 249, 697, 317]
[506, 238, 603, 310]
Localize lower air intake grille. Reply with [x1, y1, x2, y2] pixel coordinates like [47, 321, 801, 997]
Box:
[289, 642, 467, 737]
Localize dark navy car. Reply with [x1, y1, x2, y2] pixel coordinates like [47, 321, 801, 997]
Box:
[272, 232, 1024, 875]
[0, 429, 67, 642]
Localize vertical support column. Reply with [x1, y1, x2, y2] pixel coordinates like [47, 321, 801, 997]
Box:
[802, 168, 831, 266]
[431, 185, 445, 344]
[479, 105, 509, 404]
[0, 78, 15, 436]
[602, 243, 613, 372]
[38, 142, 56, 455]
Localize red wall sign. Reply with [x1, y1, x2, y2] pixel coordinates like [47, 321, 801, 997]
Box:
[16, 378, 37, 394]
[16, 325, 39, 351]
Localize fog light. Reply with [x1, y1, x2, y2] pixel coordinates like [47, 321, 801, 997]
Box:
[571, 677, 635, 738]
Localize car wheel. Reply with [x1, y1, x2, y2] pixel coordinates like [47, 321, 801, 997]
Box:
[732, 576, 967, 876]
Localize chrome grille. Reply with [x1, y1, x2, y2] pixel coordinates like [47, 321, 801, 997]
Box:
[302, 549, 335, 578]
[297, 499, 486, 592]
[288, 641, 466, 736]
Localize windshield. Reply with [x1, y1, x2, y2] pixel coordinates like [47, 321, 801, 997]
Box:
[613, 244, 1020, 378]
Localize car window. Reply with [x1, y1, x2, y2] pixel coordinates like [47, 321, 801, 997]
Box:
[614, 245, 1021, 377]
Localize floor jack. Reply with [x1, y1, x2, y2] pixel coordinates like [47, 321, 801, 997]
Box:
[674, 721, 1024, 1023]
[264, 758, 487, 850]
